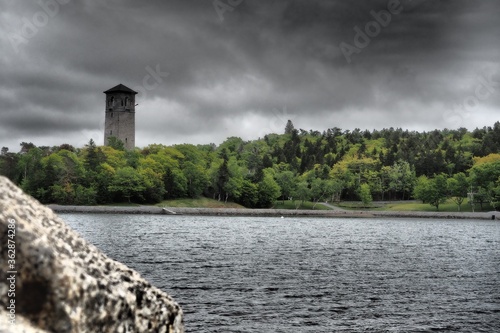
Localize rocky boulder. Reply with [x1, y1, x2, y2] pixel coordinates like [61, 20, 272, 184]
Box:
[0, 176, 184, 333]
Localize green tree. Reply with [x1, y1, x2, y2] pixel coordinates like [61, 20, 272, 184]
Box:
[183, 162, 209, 198]
[485, 182, 500, 210]
[109, 166, 146, 202]
[365, 169, 382, 199]
[358, 183, 373, 207]
[330, 160, 357, 200]
[84, 139, 105, 170]
[292, 181, 311, 209]
[379, 166, 392, 201]
[310, 178, 335, 209]
[215, 149, 231, 201]
[330, 179, 344, 203]
[107, 136, 125, 151]
[275, 170, 295, 204]
[94, 162, 115, 204]
[0, 147, 19, 182]
[414, 176, 430, 203]
[73, 185, 97, 205]
[468, 154, 500, 210]
[237, 180, 258, 207]
[389, 160, 416, 200]
[447, 172, 469, 211]
[139, 167, 165, 203]
[125, 150, 142, 168]
[50, 183, 97, 205]
[18, 147, 44, 196]
[257, 172, 281, 208]
[56, 149, 86, 185]
[473, 186, 490, 211]
[83, 139, 107, 199]
[39, 152, 64, 202]
[100, 146, 127, 169]
[224, 156, 248, 203]
[223, 176, 243, 203]
[414, 174, 448, 211]
[22, 148, 85, 203]
[163, 167, 187, 199]
[51, 183, 73, 205]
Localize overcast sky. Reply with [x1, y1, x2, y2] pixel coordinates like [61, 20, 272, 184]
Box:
[1, 0, 499, 151]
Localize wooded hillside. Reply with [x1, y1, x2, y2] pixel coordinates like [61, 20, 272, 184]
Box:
[1, 121, 499, 210]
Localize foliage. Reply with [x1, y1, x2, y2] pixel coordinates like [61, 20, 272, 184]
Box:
[358, 183, 373, 207]
[469, 154, 500, 210]
[275, 170, 296, 203]
[447, 172, 469, 211]
[108, 166, 146, 202]
[183, 162, 209, 198]
[2, 122, 500, 210]
[413, 174, 449, 211]
[292, 181, 311, 209]
[107, 136, 125, 151]
[257, 171, 281, 208]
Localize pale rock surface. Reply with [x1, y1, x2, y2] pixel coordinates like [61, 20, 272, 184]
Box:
[0, 176, 184, 333]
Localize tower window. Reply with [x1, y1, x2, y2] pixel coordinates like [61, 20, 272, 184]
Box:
[121, 99, 124, 106]
[125, 138, 128, 143]
[111, 112, 113, 118]
[110, 96, 114, 106]
[110, 130, 112, 135]
[125, 97, 129, 106]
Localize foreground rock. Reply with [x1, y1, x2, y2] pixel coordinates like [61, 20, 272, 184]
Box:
[0, 176, 184, 333]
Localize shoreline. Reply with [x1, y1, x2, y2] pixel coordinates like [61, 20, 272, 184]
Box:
[48, 204, 499, 220]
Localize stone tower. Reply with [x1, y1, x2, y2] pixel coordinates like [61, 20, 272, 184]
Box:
[104, 84, 138, 150]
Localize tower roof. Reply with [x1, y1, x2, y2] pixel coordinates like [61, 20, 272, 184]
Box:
[103, 84, 138, 94]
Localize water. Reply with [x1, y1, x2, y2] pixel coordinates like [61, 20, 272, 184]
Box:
[62, 214, 500, 332]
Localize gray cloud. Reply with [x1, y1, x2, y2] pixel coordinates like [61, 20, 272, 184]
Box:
[0, 0, 499, 152]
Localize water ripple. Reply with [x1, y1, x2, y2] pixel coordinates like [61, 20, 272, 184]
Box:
[63, 214, 500, 332]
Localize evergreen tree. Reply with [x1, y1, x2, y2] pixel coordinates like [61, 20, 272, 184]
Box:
[284, 120, 295, 135]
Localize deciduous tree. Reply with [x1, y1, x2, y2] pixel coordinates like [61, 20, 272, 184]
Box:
[109, 166, 146, 202]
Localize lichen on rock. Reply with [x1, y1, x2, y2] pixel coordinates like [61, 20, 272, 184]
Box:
[0, 176, 184, 333]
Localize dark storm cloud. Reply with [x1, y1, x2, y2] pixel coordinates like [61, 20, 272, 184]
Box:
[0, 0, 499, 151]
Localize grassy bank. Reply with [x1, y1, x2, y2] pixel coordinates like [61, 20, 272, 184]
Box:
[380, 200, 493, 212]
[273, 201, 331, 210]
[155, 198, 331, 210]
[156, 197, 245, 209]
[338, 199, 494, 212]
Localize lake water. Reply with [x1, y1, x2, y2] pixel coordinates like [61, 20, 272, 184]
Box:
[61, 214, 500, 332]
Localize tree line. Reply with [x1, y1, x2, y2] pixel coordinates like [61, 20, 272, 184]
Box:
[1, 121, 500, 210]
